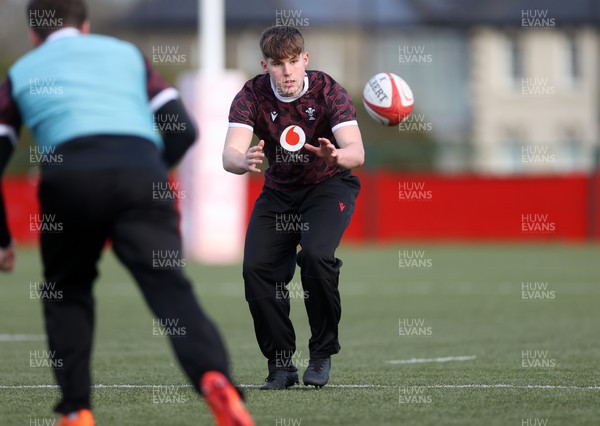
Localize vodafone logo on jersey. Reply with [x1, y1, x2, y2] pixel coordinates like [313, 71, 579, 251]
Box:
[279, 125, 306, 152]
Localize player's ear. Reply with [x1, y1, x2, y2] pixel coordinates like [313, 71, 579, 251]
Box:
[260, 58, 268, 73]
[29, 30, 43, 48]
[303, 52, 309, 67]
[80, 20, 91, 35]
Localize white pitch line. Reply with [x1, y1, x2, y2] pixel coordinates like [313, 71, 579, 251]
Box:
[0, 384, 386, 389]
[426, 384, 600, 390]
[1, 383, 599, 390]
[387, 355, 476, 364]
[0, 334, 46, 342]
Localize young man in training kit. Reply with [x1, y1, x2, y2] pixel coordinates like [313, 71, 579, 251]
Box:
[0, 1, 253, 425]
[223, 26, 364, 389]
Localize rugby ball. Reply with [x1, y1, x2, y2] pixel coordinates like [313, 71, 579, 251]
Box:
[363, 72, 414, 126]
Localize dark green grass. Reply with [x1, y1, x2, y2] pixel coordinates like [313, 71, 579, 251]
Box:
[1, 244, 599, 425]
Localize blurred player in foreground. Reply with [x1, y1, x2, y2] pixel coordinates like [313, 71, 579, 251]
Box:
[0, 1, 253, 425]
[223, 25, 364, 389]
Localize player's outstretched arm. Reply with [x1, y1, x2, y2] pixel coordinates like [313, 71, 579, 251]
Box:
[305, 125, 365, 169]
[0, 136, 15, 272]
[223, 127, 264, 174]
[142, 54, 197, 169]
[0, 243, 15, 272]
[156, 98, 197, 168]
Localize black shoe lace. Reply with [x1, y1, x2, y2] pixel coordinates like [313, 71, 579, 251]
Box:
[264, 370, 276, 383]
[265, 369, 286, 383]
[309, 358, 327, 374]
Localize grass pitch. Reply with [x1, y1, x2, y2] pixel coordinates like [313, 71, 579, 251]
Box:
[1, 244, 599, 425]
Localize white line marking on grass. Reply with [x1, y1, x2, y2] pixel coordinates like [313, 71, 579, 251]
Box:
[0, 385, 59, 389]
[0, 385, 193, 389]
[1, 383, 599, 390]
[237, 384, 394, 389]
[0, 334, 46, 342]
[387, 355, 476, 364]
[425, 384, 600, 390]
[0, 384, 391, 390]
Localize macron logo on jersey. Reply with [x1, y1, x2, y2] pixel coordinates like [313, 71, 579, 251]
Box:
[271, 111, 278, 122]
[279, 125, 306, 152]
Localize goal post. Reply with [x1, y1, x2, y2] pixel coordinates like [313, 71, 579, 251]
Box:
[177, 0, 247, 263]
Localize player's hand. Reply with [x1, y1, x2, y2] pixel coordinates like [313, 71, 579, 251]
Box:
[304, 138, 338, 164]
[245, 140, 265, 173]
[0, 243, 15, 273]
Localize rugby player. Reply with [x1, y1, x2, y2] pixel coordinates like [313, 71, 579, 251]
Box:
[223, 25, 364, 390]
[0, 1, 253, 424]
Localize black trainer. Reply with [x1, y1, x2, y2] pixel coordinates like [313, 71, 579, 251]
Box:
[303, 356, 331, 388]
[260, 360, 298, 390]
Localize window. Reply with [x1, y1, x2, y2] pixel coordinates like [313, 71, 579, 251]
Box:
[506, 33, 523, 88]
[558, 130, 583, 171]
[498, 131, 525, 173]
[564, 31, 581, 87]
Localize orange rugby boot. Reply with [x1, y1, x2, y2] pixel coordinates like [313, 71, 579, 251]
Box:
[201, 371, 254, 426]
[57, 409, 95, 426]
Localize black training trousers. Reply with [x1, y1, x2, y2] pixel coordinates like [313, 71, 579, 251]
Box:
[243, 171, 360, 365]
[38, 137, 230, 414]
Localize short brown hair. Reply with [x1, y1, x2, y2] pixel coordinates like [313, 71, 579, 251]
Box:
[259, 26, 304, 60]
[28, 0, 87, 40]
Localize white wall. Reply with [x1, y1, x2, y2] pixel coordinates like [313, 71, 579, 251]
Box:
[471, 26, 598, 174]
